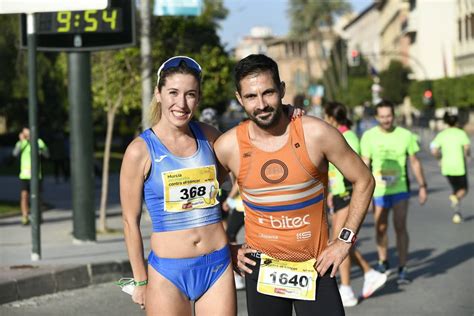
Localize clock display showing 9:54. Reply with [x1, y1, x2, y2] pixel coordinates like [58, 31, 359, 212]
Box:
[37, 9, 123, 34]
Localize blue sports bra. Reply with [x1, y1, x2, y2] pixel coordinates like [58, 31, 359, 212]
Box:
[140, 122, 221, 232]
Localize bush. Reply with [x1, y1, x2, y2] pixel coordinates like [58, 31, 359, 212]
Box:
[409, 75, 474, 109]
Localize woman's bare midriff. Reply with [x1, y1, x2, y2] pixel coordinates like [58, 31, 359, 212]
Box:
[150, 222, 228, 258]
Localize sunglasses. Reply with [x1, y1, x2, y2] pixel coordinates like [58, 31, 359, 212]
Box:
[156, 56, 202, 85]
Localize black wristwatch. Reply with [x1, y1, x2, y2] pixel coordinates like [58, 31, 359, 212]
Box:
[338, 228, 357, 244]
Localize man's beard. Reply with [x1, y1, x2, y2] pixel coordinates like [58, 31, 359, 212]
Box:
[248, 105, 282, 129]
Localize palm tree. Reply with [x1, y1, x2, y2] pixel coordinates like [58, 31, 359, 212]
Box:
[288, 0, 351, 100]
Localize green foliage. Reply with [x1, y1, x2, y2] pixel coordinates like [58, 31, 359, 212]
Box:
[334, 77, 372, 107]
[198, 46, 234, 112]
[149, 4, 233, 113]
[379, 60, 410, 104]
[0, 15, 69, 133]
[199, 0, 229, 25]
[320, 38, 372, 107]
[288, 0, 351, 35]
[0, 15, 19, 101]
[409, 75, 474, 109]
[91, 47, 141, 114]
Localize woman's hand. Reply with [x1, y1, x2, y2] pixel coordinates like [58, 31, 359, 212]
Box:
[132, 285, 146, 310]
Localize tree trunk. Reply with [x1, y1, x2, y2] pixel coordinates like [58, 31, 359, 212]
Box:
[140, 0, 152, 131]
[98, 96, 121, 232]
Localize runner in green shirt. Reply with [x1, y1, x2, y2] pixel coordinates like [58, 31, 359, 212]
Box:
[325, 102, 387, 307]
[360, 100, 427, 285]
[12, 127, 49, 225]
[430, 113, 471, 223]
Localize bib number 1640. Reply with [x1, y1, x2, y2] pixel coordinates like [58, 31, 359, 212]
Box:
[269, 272, 309, 288]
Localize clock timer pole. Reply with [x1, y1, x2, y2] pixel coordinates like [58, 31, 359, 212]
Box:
[26, 13, 41, 261]
[68, 52, 96, 242]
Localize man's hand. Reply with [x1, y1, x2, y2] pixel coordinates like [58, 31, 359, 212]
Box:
[315, 240, 352, 277]
[418, 186, 427, 205]
[230, 244, 257, 276]
[284, 104, 305, 120]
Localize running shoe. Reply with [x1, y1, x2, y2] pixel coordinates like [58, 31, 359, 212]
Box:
[397, 266, 411, 285]
[449, 194, 459, 208]
[339, 285, 358, 307]
[21, 216, 30, 226]
[375, 260, 390, 274]
[362, 269, 388, 298]
[452, 212, 463, 224]
[234, 274, 245, 290]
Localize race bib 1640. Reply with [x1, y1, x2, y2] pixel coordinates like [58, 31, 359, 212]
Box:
[257, 254, 318, 301]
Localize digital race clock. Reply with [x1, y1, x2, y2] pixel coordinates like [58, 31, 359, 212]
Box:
[20, 0, 135, 51]
[37, 9, 123, 34]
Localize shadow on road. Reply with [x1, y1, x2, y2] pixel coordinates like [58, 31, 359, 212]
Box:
[409, 242, 474, 280]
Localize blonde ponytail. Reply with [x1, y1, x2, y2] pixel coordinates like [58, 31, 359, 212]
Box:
[148, 94, 162, 127]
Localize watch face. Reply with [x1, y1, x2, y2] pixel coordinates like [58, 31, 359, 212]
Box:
[340, 228, 351, 240]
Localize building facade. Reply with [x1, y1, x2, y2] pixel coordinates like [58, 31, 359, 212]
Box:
[454, 0, 474, 75]
[406, 0, 457, 80]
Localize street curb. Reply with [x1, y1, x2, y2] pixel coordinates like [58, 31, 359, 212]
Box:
[0, 260, 132, 305]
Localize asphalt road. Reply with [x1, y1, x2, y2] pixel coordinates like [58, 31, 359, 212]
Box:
[1, 149, 473, 316]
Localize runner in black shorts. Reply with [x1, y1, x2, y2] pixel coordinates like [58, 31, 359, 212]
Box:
[431, 113, 471, 223]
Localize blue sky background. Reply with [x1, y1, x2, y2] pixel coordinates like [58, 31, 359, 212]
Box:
[218, 0, 373, 51]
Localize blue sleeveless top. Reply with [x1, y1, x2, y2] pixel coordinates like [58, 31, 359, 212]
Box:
[141, 122, 222, 232]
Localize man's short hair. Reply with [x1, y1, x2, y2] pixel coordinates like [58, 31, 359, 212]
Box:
[443, 112, 458, 126]
[234, 54, 281, 94]
[375, 99, 395, 115]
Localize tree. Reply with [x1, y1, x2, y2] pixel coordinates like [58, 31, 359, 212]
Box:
[288, 0, 351, 100]
[322, 38, 373, 107]
[149, 1, 233, 113]
[92, 48, 141, 232]
[379, 60, 411, 105]
[0, 15, 68, 133]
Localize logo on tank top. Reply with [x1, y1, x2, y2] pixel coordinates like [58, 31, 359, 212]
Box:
[258, 215, 310, 229]
[155, 155, 167, 163]
[261, 159, 288, 184]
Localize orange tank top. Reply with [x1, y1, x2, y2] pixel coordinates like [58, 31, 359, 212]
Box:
[236, 117, 329, 262]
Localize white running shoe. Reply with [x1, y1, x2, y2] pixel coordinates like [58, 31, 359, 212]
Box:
[339, 285, 358, 307]
[234, 274, 245, 290]
[452, 212, 463, 224]
[362, 269, 388, 299]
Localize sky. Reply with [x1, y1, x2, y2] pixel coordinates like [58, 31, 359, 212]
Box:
[217, 0, 374, 51]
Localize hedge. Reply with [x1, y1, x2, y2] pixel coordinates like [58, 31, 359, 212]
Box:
[409, 74, 474, 109]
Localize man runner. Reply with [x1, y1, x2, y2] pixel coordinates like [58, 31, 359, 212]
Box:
[360, 100, 427, 284]
[430, 112, 471, 223]
[215, 54, 375, 316]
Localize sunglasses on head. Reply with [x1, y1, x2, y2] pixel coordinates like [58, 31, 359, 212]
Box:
[156, 56, 202, 85]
